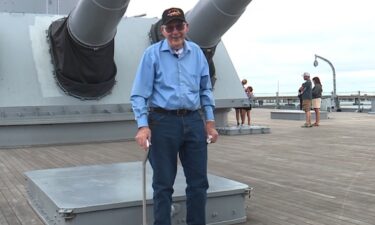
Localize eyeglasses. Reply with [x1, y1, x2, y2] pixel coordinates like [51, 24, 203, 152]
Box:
[163, 23, 186, 33]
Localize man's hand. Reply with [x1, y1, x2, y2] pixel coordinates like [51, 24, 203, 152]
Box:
[135, 127, 151, 150]
[206, 121, 219, 144]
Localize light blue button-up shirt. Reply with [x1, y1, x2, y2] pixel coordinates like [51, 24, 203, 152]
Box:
[130, 39, 215, 128]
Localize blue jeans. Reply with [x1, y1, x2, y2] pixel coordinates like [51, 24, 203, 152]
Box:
[148, 111, 208, 225]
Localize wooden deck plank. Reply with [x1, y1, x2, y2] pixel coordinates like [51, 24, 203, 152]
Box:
[0, 192, 11, 225]
[0, 108, 374, 225]
[0, 151, 43, 225]
[0, 210, 9, 225]
[1, 188, 41, 225]
[0, 190, 21, 225]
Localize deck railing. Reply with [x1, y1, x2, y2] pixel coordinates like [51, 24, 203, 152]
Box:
[252, 91, 375, 112]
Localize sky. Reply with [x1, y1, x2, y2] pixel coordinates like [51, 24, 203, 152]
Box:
[125, 0, 375, 96]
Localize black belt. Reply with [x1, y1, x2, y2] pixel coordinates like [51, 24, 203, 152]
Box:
[149, 107, 194, 116]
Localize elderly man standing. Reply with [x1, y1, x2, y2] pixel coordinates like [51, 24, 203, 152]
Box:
[299, 72, 313, 127]
[130, 7, 219, 225]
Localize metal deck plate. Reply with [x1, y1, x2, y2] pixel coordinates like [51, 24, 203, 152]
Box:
[25, 162, 251, 225]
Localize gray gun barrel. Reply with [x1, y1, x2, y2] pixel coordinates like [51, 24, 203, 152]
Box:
[68, 0, 129, 47]
[186, 0, 252, 48]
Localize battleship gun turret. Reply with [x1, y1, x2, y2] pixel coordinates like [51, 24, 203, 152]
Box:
[150, 0, 252, 86]
[1, 1, 256, 223]
[48, 0, 130, 99]
[0, 0, 255, 146]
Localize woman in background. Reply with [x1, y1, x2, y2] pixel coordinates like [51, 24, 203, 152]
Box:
[242, 86, 254, 126]
[235, 79, 247, 126]
[312, 77, 323, 126]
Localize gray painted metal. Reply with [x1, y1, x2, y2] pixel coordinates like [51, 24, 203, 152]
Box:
[321, 98, 332, 112]
[68, 0, 129, 47]
[25, 162, 251, 225]
[370, 99, 375, 113]
[186, 0, 252, 48]
[0, 119, 137, 148]
[0, 0, 252, 147]
[270, 110, 329, 120]
[217, 125, 270, 136]
[0, 103, 138, 147]
[0, 0, 78, 14]
[0, 12, 248, 147]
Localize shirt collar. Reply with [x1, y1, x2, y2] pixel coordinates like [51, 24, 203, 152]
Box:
[160, 39, 192, 54]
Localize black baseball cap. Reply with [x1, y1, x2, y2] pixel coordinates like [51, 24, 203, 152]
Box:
[162, 7, 186, 25]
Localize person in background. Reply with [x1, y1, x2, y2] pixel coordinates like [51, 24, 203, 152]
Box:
[235, 79, 247, 126]
[298, 87, 303, 110]
[241, 86, 253, 125]
[130, 7, 219, 225]
[312, 77, 323, 126]
[299, 72, 313, 127]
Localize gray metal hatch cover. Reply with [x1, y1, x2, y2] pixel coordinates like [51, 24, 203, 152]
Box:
[25, 162, 249, 214]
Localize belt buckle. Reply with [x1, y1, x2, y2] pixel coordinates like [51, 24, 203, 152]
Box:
[176, 109, 187, 116]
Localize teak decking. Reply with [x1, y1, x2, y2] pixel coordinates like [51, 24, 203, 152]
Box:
[1, 108, 374, 225]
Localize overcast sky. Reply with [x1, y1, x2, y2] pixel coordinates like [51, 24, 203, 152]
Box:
[126, 0, 375, 95]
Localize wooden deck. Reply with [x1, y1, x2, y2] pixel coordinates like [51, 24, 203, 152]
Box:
[1, 108, 374, 225]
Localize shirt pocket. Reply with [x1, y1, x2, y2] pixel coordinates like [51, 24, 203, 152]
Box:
[183, 72, 200, 93]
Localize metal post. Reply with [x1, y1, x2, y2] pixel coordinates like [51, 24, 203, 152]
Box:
[357, 91, 361, 112]
[276, 92, 280, 109]
[313, 54, 341, 111]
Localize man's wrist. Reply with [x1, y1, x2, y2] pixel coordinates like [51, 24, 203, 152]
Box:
[206, 120, 216, 128]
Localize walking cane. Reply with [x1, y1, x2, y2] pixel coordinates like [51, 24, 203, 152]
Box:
[142, 140, 150, 225]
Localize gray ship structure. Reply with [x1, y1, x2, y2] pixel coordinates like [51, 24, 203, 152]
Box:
[0, 0, 259, 147]
[1, 0, 255, 225]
